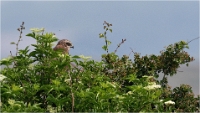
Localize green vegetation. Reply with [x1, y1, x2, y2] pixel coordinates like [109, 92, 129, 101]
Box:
[0, 21, 199, 112]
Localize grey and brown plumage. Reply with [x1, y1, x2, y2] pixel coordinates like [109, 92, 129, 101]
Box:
[53, 39, 79, 71]
[53, 39, 74, 54]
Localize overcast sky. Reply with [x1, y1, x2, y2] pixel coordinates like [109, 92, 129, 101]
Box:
[1, 1, 199, 95]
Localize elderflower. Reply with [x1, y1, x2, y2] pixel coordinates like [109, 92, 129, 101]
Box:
[142, 75, 153, 79]
[164, 100, 175, 105]
[144, 83, 161, 90]
[65, 79, 70, 83]
[8, 99, 15, 105]
[79, 55, 92, 61]
[58, 54, 65, 58]
[127, 91, 133, 95]
[0, 74, 7, 82]
[0, 56, 12, 63]
[30, 28, 45, 33]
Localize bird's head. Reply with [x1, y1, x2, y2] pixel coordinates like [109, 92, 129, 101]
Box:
[62, 39, 74, 50]
[54, 39, 74, 54]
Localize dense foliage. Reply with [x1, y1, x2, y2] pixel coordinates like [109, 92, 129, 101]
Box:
[0, 21, 199, 112]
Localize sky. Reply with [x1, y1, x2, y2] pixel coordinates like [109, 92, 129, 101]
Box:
[1, 1, 199, 95]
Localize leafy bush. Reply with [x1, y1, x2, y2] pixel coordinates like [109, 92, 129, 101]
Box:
[0, 21, 199, 112]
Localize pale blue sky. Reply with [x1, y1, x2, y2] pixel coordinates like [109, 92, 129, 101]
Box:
[1, 1, 199, 95]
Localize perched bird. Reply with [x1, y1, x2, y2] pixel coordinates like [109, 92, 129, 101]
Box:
[53, 39, 74, 54]
[53, 39, 80, 71]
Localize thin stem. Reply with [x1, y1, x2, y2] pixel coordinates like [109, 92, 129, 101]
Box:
[187, 37, 199, 44]
[10, 51, 17, 67]
[104, 33, 109, 54]
[16, 22, 25, 56]
[114, 39, 126, 53]
[69, 72, 74, 112]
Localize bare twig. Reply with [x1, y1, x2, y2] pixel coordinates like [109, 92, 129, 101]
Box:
[177, 70, 183, 72]
[103, 21, 112, 27]
[187, 37, 199, 44]
[16, 22, 25, 56]
[129, 47, 136, 57]
[105, 37, 109, 54]
[114, 39, 126, 53]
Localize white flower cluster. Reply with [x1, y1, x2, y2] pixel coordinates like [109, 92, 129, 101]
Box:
[0, 56, 12, 63]
[0, 74, 7, 82]
[30, 28, 45, 33]
[115, 95, 125, 99]
[142, 75, 153, 79]
[126, 91, 133, 95]
[164, 100, 175, 105]
[144, 82, 161, 90]
[79, 55, 92, 61]
[58, 54, 65, 58]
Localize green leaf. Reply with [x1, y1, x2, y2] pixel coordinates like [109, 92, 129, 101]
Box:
[31, 44, 38, 48]
[0, 57, 12, 65]
[109, 29, 112, 33]
[107, 40, 111, 46]
[185, 45, 189, 49]
[10, 42, 15, 44]
[72, 55, 81, 59]
[26, 32, 35, 38]
[102, 45, 107, 51]
[99, 33, 104, 38]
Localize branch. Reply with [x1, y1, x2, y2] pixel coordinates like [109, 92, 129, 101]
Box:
[114, 39, 126, 53]
[129, 47, 136, 57]
[187, 37, 199, 44]
[16, 22, 25, 56]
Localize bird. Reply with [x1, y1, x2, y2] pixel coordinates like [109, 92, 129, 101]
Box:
[53, 39, 74, 54]
[53, 39, 81, 72]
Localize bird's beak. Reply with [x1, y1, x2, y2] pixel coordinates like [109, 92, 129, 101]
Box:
[70, 46, 74, 49]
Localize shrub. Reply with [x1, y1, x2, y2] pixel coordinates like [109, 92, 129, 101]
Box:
[0, 21, 199, 112]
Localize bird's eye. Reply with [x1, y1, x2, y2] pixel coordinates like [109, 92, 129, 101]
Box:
[66, 42, 72, 46]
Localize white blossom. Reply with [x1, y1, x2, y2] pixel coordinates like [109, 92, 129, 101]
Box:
[58, 54, 65, 58]
[127, 91, 133, 95]
[164, 100, 175, 105]
[142, 75, 153, 79]
[144, 83, 161, 90]
[0, 56, 12, 63]
[8, 99, 15, 105]
[0, 74, 7, 82]
[115, 95, 125, 99]
[79, 55, 92, 61]
[65, 79, 70, 83]
[30, 28, 45, 33]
